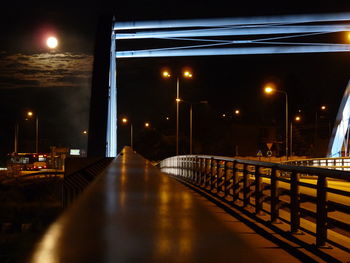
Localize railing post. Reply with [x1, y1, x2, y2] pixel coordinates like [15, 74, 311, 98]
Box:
[232, 161, 238, 203]
[243, 164, 250, 207]
[270, 167, 279, 223]
[316, 175, 328, 247]
[199, 158, 203, 186]
[205, 158, 210, 188]
[290, 171, 300, 233]
[216, 160, 220, 194]
[210, 158, 215, 191]
[255, 166, 263, 215]
[223, 161, 227, 197]
[194, 156, 198, 184]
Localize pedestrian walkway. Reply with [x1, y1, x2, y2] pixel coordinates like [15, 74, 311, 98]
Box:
[28, 147, 320, 262]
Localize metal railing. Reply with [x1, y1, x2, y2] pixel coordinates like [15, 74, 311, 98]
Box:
[63, 158, 114, 207]
[160, 155, 350, 248]
[283, 157, 350, 171]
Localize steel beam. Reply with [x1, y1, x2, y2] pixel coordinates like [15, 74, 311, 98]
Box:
[114, 13, 350, 30]
[116, 45, 350, 58]
[115, 25, 350, 39]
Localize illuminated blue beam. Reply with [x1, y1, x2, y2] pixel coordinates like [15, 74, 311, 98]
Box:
[116, 45, 350, 58]
[114, 13, 350, 30]
[328, 81, 350, 157]
[106, 33, 117, 157]
[116, 25, 350, 39]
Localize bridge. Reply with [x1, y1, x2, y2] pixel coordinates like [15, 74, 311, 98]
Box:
[11, 13, 350, 262]
[25, 147, 350, 262]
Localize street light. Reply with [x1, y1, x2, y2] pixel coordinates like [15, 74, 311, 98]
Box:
[121, 117, 133, 149]
[264, 83, 289, 159]
[234, 109, 240, 116]
[290, 115, 301, 157]
[144, 122, 150, 128]
[162, 68, 193, 155]
[26, 111, 39, 154]
[181, 100, 208, 154]
[315, 105, 329, 144]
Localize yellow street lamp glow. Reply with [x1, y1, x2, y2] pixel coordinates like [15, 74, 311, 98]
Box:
[122, 118, 128, 123]
[234, 109, 240, 115]
[264, 86, 274, 94]
[83, 130, 88, 134]
[166, 116, 170, 120]
[176, 98, 181, 102]
[162, 71, 171, 78]
[222, 113, 226, 117]
[321, 105, 327, 110]
[145, 122, 150, 128]
[183, 71, 193, 78]
[47, 36, 58, 49]
[295, 116, 301, 122]
[27, 111, 33, 117]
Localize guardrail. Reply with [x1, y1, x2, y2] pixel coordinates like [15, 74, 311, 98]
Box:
[283, 157, 350, 171]
[63, 158, 114, 207]
[160, 155, 350, 248]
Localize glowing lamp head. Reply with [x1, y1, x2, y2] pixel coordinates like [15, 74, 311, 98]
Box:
[264, 82, 277, 95]
[83, 130, 88, 134]
[145, 122, 150, 128]
[264, 86, 274, 94]
[162, 71, 171, 78]
[176, 98, 181, 103]
[166, 116, 170, 120]
[46, 36, 58, 49]
[321, 105, 327, 111]
[222, 114, 226, 118]
[27, 111, 33, 117]
[234, 109, 240, 115]
[183, 71, 193, 78]
[122, 118, 128, 124]
[295, 116, 301, 122]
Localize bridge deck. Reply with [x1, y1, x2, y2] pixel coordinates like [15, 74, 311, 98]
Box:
[28, 147, 304, 262]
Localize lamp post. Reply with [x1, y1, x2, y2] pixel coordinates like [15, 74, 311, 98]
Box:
[264, 84, 289, 159]
[27, 111, 39, 154]
[315, 105, 328, 144]
[122, 117, 133, 149]
[290, 115, 301, 157]
[181, 100, 208, 154]
[162, 69, 193, 155]
[14, 123, 19, 153]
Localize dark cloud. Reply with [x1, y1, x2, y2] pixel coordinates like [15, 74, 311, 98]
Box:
[0, 52, 93, 88]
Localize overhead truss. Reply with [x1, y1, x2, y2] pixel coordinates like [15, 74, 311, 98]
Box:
[106, 12, 350, 157]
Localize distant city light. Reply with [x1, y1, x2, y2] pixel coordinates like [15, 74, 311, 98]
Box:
[222, 113, 226, 117]
[166, 116, 170, 120]
[46, 36, 58, 49]
[234, 109, 240, 115]
[27, 111, 33, 117]
[83, 130, 88, 135]
[122, 118, 128, 123]
[295, 116, 301, 121]
[321, 105, 327, 110]
[145, 122, 150, 128]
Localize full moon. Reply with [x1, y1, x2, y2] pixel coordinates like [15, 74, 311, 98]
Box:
[46, 36, 58, 49]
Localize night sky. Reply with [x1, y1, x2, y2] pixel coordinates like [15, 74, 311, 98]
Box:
[1, 1, 350, 161]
